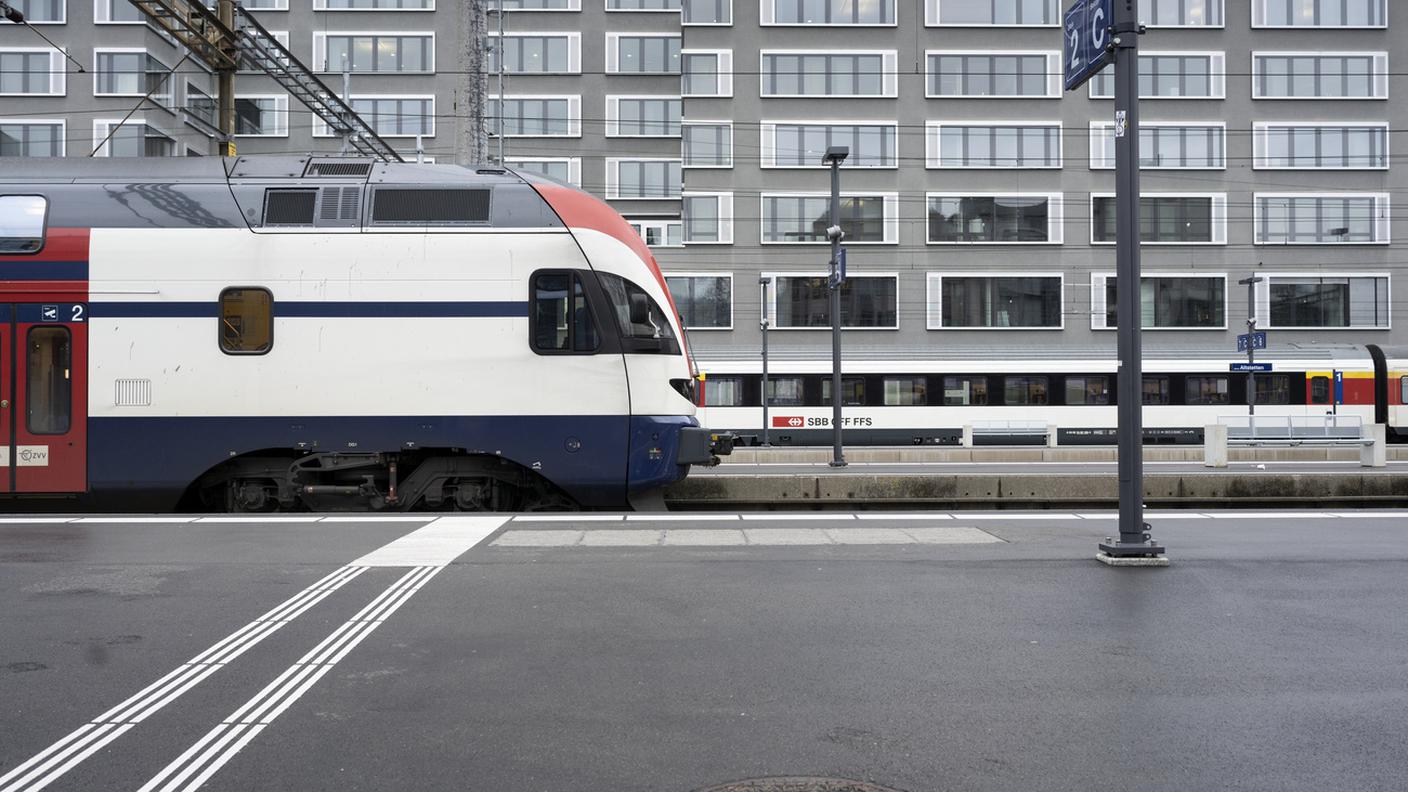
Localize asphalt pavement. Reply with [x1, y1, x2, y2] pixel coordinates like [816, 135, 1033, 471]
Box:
[2, 510, 1407, 792]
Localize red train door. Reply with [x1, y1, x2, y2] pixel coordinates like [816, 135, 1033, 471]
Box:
[5, 303, 87, 493]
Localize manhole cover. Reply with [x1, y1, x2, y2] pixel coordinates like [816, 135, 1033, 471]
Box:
[695, 778, 904, 792]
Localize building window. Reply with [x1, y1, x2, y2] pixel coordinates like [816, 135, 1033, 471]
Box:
[681, 50, 732, 96]
[1096, 275, 1226, 329]
[1091, 52, 1225, 98]
[883, 377, 928, 406]
[1141, 0, 1222, 25]
[765, 0, 894, 24]
[505, 158, 580, 185]
[1266, 275, 1389, 328]
[928, 274, 1062, 329]
[765, 123, 897, 168]
[927, 0, 1058, 25]
[606, 159, 681, 199]
[235, 96, 289, 137]
[767, 377, 804, 406]
[608, 0, 680, 8]
[1254, 0, 1385, 26]
[929, 123, 1060, 168]
[682, 123, 731, 167]
[315, 97, 434, 137]
[683, 193, 732, 243]
[762, 51, 897, 97]
[317, 0, 436, 8]
[822, 377, 867, 406]
[943, 376, 988, 406]
[96, 0, 144, 22]
[0, 122, 64, 157]
[0, 195, 47, 254]
[317, 34, 433, 73]
[499, 0, 577, 7]
[488, 33, 578, 74]
[608, 34, 680, 74]
[703, 376, 743, 407]
[1143, 376, 1171, 405]
[3, 0, 64, 22]
[530, 271, 599, 354]
[607, 97, 680, 137]
[927, 194, 1062, 244]
[666, 274, 731, 329]
[1093, 195, 1225, 244]
[95, 51, 172, 107]
[630, 219, 683, 247]
[0, 50, 64, 96]
[1255, 194, 1389, 244]
[1253, 53, 1388, 99]
[762, 195, 896, 244]
[1004, 376, 1049, 406]
[185, 83, 217, 129]
[926, 52, 1057, 97]
[772, 275, 897, 329]
[1065, 376, 1110, 405]
[92, 121, 175, 157]
[1254, 124, 1388, 169]
[1186, 375, 1230, 405]
[1091, 123, 1225, 169]
[683, 0, 730, 23]
[219, 287, 274, 355]
[488, 96, 578, 137]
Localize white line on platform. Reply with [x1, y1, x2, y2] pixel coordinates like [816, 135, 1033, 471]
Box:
[0, 517, 76, 524]
[854, 513, 956, 521]
[625, 514, 741, 521]
[314, 515, 439, 523]
[0, 565, 366, 792]
[138, 566, 442, 792]
[961, 513, 1078, 520]
[1326, 511, 1408, 518]
[351, 516, 509, 566]
[193, 516, 325, 524]
[70, 517, 195, 524]
[739, 513, 858, 521]
[513, 514, 626, 522]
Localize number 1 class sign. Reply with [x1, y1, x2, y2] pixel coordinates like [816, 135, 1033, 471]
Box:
[1064, 0, 1114, 91]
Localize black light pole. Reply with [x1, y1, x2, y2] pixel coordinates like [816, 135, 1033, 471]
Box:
[1239, 276, 1263, 427]
[823, 145, 849, 468]
[760, 277, 771, 447]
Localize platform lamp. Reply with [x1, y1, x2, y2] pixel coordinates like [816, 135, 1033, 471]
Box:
[822, 145, 849, 467]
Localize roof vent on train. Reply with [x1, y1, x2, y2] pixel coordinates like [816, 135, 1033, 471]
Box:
[369, 187, 490, 225]
[260, 186, 361, 227]
[304, 159, 374, 178]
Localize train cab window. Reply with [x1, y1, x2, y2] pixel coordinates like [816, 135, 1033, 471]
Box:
[822, 377, 867, 407]
[883, 376, 927, 406]
[1309, 376, 1331, 405]
[596, 272, 681, 355]
[1142, 375, 1170, 405]
[1065, 376, 1110, 405]
[26, 327, 71, 435]
[703, 376, 744, 407]
[0, 195, 47, 254]
[1187, 375, 1230, 405]
[943, 376, 988, 406]
[531, 272, 599, 354]
[1256, 374, 1291, 405]
[766, 377, 804, 406]
[219, 288, 273, 355]
[1004, 376, 1049, 406]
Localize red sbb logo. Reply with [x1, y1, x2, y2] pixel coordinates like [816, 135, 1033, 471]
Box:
[773, 416, 804, 428]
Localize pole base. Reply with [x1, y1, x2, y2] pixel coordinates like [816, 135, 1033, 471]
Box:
[1096, 550, 1169, 567]
[828, 460, 848, 468]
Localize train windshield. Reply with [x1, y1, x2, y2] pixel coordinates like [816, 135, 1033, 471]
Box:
[597, 272, 681, 355]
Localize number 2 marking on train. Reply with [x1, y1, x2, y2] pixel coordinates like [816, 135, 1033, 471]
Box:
[71, 305, 85, 323]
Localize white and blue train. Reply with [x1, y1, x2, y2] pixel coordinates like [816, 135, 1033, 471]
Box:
[0, 157, 729, 512]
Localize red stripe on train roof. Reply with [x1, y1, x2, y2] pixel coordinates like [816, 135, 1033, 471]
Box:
[529, 182, 694, 370]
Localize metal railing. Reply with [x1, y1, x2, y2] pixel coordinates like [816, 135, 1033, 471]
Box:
[1219, 414, 1363, 441]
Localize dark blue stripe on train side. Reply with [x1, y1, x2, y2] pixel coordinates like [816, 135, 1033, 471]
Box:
[88, 301, 530, 318]
[0, 260, 88, 280]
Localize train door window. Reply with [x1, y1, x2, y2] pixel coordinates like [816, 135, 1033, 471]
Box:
[26, 326, 71, 434]
[596, 272, 681, 355]
[1401, 376, 1407, 404]
[1256, 374, 1291, 405]
[1004, 376, 1049, 406]
[822, 377, 867, 406]
[1186, 375, 1230, 405]
[0, 195, 47, 254]
[531, 271, 599, 354]
[1065, 376, 1109, 405]
[943, 376, 988, 406]
[766, 376, 804, 406]
[219, 288, 274, 354]
[1142, 375, 1170, 405]
[703, 376, 743, 407]
[1309, 376, 1331, 404]
[883, 376, 927, 406]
